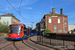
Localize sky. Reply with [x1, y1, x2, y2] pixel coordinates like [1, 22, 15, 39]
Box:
[0, 0, 75, 28]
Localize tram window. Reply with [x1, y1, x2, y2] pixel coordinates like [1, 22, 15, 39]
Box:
[74, 29, 75, 32]
[32, 30, 36, 33]
[28, 29, 29, 33]
[24, 28, 27, 33]
[21, 27, 23, 31]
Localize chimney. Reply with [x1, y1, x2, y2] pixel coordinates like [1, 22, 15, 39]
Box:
[52, 8, 55, 14]
[50, 11, 52, 14]
[13, 16, 15, 18]
[61, 8, 63, 14]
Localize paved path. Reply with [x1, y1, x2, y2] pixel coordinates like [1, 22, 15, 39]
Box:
[0, 36, 8, 44]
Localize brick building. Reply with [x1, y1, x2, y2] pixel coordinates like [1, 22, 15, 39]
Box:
[40, 8, 68, 33]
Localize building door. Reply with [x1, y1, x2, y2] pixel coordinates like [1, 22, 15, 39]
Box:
[54, 26, 57, 32]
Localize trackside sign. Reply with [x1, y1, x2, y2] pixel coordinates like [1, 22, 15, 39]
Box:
[52, 16, 58, 17]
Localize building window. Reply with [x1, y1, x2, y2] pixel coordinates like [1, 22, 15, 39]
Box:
[65, 18, 66, 20]
[49, 18, 51, 23]
[65, 22, 67, 27]
[58, 18, 60, 23]
[59, 29, 62, 32]
[54, 26, 57, 32]
[64, 30, 67, 32]
[0, 17, 1, 20]
[74, 29, 75, 32]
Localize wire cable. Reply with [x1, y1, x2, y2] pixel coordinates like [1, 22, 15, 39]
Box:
[19, 0, 23, 13]
[6, 0, 32, 23]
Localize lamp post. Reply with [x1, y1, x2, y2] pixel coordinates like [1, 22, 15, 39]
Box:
[37, 25, 39, 42]
[40, 19, 45, 42]
[40, 22, 42, 42]
[31, 22, 34, 28]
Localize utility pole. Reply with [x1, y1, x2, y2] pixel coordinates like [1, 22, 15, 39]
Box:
[31, 22, 34, 28]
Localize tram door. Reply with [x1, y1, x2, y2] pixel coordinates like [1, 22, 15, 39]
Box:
[23, 27, 27, 37]
[27, 28, 28, 37]
[29, 28, 30, 37]
[27, 28, 30, 37]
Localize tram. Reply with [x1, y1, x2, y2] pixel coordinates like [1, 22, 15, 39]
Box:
[8, 24, 37, 40]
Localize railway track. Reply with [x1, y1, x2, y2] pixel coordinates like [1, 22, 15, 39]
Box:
[0, 37, 56, 50]
[13, 39, 37, 50]
[22, 40, 37, 50]
[0, 39, 37, 50]
[13, 41, 19, 50]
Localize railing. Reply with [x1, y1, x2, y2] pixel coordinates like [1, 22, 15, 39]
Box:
[37, 33, 75, 50]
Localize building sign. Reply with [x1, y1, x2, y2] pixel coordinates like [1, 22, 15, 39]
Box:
[40, 29, 44, 31]
[52, 16, 58, 17]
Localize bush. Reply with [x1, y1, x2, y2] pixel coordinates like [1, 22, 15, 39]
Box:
[71, 30, 74, 34]
[43, 29, 52, 35]
[0, 22, 8, 33]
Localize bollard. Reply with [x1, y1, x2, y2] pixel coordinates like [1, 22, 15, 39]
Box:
[74, 42, 75, 49]
[49, 34, 51, 45]
[4, 34, 7, 36]
[63, 40, 64, 46]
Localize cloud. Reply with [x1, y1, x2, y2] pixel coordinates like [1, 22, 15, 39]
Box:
[5, 7, 19, 10]
[68, 21, 75, 25]
[22, 0, 38, 6]
[68, 15, 75, 18]
[24, 7, 32, 9]
[66, 13, 75, 14]
[38, 13, 42, 14]
[55, 11, 60, 14]
[4, 0, 38, 10]
[51, 0, 73, 8]
[50, 0, 53, 8]
[54, 3, 71, 8]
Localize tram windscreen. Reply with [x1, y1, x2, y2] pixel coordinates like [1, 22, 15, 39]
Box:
[9, 25, 20, 33]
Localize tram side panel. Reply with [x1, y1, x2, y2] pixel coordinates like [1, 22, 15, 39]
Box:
[23, 26, 27, 39]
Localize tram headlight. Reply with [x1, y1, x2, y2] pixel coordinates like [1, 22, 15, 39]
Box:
[18, 34, 20, 36]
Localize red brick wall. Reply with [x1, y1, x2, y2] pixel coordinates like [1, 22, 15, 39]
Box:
[46, 15, 68, 33]
[64, 16, 68, 33]
[48, 24, 54, 32]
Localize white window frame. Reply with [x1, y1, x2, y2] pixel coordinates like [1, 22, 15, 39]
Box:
[64, 30, 67, 32]
[59, 29, 62, 32]
[65, 18, 66, 20]
[58, 18, 60, 23]
[65, 22, 67, 27]
[49, 18, 51, 23]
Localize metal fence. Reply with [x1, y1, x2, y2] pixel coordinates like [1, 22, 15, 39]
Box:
[37, 33, 75, 50]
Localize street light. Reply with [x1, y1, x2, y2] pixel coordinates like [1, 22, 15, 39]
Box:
[40, 19, 45, 42]
[40, 22, 42, 42]
[31, 22, 34, 28]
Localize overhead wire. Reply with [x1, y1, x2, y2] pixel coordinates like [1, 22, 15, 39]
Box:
[6, 0, 32, 23]
[19, 0, 23, 13]
[6, 0, 36, 28]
